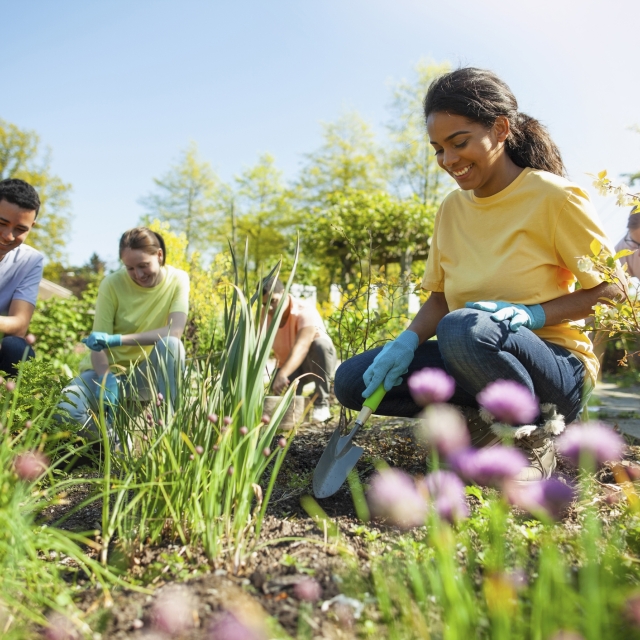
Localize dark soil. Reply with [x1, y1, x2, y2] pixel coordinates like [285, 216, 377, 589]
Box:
[40, 415, 640, 639]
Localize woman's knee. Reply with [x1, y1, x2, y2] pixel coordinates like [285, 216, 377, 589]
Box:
[334, 351, 377, 411]
[436, 308, 500, 358]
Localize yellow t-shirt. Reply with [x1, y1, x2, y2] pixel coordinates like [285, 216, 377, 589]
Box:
[422, 168, 612, 386]
[79, 265, 190, 372]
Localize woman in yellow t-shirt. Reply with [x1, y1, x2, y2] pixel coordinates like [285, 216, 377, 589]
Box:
[58, 227, 190, 438]
[334, 68, 621, 481]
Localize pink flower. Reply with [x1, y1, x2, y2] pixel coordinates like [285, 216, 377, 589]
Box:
[207, 413, 218, 424]
[367, 468, 428, 529]
[223, 416, 233, 426]
[239, 426, 248, 436]
[557, 422, 625, 468]
[25, 333, 36, 345]
[450, 446, 527, 487]
[261, 414, 270, 424]
[625, 592, 640, 628]
[278, 437, 286, 448]
[506, 478, 575, 519]
[14, 451, 49, 482]
[408, 368, 455, 406]
[5, 380, 16, 393]
[419, 470, 469, 523]
[210, 611, 265, 640]
[151, 586, 193, 635]
[293, 578, 322, 602]
[195, 445, 204, 455]
[416, 404, 470, 458]
[43, 613, 79, 640]
[476, 380, 538, 425]
[262, 447, 271, 457]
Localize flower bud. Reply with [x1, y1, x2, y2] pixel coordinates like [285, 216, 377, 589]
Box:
[263, 447, 271, 457]
[239, 426, 248, 436]
[278, 437, 287, 448]
[207, 413, 218, 424]
[25, 333, 36, 345]
[195, 445, 204, 455]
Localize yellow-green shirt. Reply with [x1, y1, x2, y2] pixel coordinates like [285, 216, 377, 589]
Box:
[422, 168, 612, 386]
[79, 265, 190, 372]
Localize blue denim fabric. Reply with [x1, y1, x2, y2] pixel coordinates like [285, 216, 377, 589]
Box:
[0, 336, 35, 376]
[334, 308, 585, 424]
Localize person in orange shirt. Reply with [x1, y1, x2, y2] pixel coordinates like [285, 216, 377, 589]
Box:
[262, 277, 336, 422]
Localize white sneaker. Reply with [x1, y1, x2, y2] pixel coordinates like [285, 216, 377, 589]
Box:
[311, 405, 331, 422]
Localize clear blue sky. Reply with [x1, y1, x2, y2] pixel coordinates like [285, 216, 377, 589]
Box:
[1, 0, 638, 266]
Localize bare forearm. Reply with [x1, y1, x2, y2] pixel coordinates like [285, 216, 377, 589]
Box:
[407, 292, 450, 344]
[91, 350, 111, 376]
[0, 315, 27, 337]
[280, 341, 313, 377]
[541, 281, 622, 325]
[121, 325, 173, 346]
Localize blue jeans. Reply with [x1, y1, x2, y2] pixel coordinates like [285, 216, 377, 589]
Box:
[0, 336, 35, 376]
[57, 336, 185, 439]
[334, 308, 586, 424]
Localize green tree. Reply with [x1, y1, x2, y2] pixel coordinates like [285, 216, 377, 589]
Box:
[296, 112, 384, 206]
[234, 153, 297, 275]
[139, 142, 224, 254]
[303, 189, 436, 285]
[0, 118, 72, 261]
[385, 59, 453, 205]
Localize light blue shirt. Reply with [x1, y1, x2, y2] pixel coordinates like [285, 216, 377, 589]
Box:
[0, 244, 44, 316]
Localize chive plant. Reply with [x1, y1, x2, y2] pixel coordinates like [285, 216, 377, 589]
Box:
[94, 251, 302, 568]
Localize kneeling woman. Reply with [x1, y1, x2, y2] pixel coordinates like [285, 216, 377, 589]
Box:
[59, 227, 189, 437]
[335, 68, 622, 481]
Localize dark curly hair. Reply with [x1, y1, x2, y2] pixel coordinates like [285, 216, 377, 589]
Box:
[0, 178, 41, 216]
[424, 68, 566, 177]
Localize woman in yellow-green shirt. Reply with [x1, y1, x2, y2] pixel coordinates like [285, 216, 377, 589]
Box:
[335, 68, 620, 481]
[58, 227, 190, 438]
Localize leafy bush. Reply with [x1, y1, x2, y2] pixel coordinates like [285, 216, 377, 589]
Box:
[30, 286, 97, 376]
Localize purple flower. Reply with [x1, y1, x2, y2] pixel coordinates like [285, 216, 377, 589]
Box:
[210, 611, 265, 640]
[367, 468, 428, 529]
[476, 380, 538, 425]
[450, 445, 527, 487]
[556, 422, 625, 468]
[419, 470, 469, 523]
[408, 368, 455, 406]
[416, 404, 470, 458]
[506, 478, 575, 519]
[151, 586, 193, 635]
[293, 578, 322, 602]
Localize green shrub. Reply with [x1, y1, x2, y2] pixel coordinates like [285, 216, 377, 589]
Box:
[30, 286, 97, 376]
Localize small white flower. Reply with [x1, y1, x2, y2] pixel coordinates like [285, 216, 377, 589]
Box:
[577, 257, 592, 273]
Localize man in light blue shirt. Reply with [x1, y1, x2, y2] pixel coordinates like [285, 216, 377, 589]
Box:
[0, 179, 43, 375]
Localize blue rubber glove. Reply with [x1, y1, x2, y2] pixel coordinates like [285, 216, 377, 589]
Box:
[362, 330, 419, 397]
[91, 372, 119, 407]
[465, 300, 546, 333]
[82, 332, 123, 352]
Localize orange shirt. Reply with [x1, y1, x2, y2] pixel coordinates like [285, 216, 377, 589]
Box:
[271, 295, 326, 366]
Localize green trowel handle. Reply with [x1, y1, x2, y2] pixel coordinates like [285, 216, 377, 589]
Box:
[362, 384, 387, 413]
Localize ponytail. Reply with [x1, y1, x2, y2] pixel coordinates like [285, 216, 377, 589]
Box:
[119, 227, 168, 265]
[424, 68, 566, 177]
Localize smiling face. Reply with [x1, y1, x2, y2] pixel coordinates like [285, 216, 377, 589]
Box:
[426, 112, 521, 198]
[0, 199, 37, 261]
[120, 247, 164, 288]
